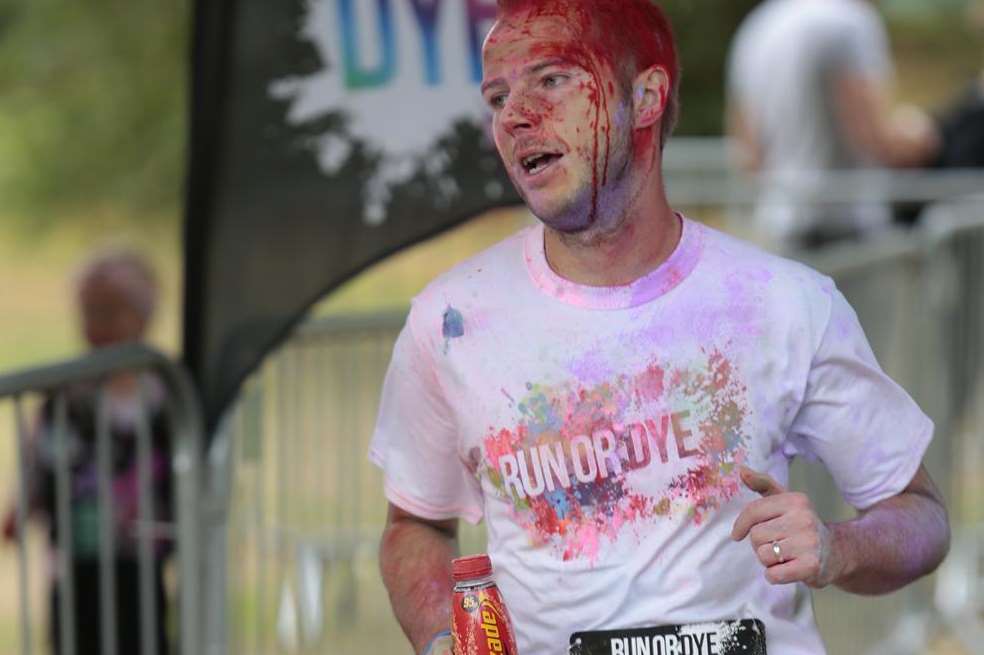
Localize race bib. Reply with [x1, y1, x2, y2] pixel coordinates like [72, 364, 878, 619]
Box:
[570, 619, 767, 655]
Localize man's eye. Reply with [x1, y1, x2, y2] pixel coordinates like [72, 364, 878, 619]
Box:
[542, 74, 568, 89]
[489, 94, 508, 109]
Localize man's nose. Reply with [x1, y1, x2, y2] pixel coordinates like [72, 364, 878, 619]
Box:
[501, 94, 540, 135]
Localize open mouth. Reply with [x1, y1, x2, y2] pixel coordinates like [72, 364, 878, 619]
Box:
[520, 153, 563, 176]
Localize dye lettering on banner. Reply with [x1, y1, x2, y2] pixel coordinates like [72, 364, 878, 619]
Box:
[271, 0, 500, 225]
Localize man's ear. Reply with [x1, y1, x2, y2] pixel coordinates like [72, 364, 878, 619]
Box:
[633, 65, 670, 130]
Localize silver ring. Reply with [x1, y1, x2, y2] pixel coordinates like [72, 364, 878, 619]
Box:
[772, 540, 784, 563]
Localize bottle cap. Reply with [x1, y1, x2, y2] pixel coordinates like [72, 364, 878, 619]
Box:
[452, 554, 492, 581]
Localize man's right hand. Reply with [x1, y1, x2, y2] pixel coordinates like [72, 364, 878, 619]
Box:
[890, 104, 941, 166]
[422, 631, 453, 655]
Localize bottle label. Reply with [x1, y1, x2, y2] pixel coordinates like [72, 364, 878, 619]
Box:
[452, 584, 519, 655]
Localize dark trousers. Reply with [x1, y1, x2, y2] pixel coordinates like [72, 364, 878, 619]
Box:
[50, 558, 170, 655]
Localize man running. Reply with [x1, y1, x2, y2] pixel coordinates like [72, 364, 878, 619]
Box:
[372, 2, 949, 653]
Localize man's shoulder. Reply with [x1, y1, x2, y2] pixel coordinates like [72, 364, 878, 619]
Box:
[736, 0, 875, 38]
[699, 221, 836, 304]
[730, 0, 843, 76]
[819, 0, 885, 38]
[735, 0, 819, 35]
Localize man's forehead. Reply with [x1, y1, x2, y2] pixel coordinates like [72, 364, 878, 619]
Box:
[481, 11, 590, 75]
[483, 11, 582, 58]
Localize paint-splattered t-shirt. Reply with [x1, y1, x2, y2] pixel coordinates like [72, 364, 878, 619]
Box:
[370, 216, 932, 655]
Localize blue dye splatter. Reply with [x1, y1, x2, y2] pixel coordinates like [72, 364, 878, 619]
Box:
[517, 389, 563, 435]
[442, 306, 464, 353]
[546, 489, 571, 520]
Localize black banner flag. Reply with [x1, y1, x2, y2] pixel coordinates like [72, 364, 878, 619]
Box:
[183, 0, 516, 433]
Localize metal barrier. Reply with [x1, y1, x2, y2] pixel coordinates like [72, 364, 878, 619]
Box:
[662, 138, 984, 207]
[209, 195, 984, 654]
[0, 344, 204, 655]
[205, 312, 460, 655]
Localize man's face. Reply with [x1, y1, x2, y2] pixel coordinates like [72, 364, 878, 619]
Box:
[481, 10, 634, 233]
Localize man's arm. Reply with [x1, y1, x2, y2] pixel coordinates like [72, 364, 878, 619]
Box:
[733, 464, 950, 595]
[825, 464, 950, 594]
[725, 101, 764, 174]
[379, 503, 459, 654]
[835, 74, 940, 168]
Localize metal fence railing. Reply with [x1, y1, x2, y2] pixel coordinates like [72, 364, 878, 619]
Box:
[662, 138, 984, 208]
[0, 344, 204, 655]
[210, 194, 984, 654]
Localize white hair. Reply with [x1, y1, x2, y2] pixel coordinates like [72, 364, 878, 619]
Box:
[74, 247, 160, 321]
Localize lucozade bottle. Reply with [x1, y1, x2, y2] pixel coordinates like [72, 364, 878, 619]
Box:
[451, 554, 519, 654]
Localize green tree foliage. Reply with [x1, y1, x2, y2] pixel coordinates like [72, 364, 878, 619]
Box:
[0, 0, 189, 225]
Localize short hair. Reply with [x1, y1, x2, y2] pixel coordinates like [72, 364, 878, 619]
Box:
[496, 0, 680, 146]
[74, 247, 159, 322]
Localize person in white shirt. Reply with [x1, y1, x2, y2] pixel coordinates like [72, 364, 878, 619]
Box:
[373, 1, 950, 653]
[726, 0, 939, 249]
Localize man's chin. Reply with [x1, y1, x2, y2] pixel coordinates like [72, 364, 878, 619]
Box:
[526, 195, 594, 235]
[534, 211, 595, 236]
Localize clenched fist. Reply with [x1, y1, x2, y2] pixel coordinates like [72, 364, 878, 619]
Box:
[731, 466, 842, 588]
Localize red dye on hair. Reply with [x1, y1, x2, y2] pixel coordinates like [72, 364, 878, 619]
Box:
[497, 0, 679, 93]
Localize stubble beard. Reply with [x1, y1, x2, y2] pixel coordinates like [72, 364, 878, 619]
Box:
[538, 122, 638, 248]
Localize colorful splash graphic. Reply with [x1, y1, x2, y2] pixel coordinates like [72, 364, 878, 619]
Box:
[481, 350, 750, 562]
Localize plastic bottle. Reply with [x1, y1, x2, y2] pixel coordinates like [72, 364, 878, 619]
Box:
[451, 554, 519, 655]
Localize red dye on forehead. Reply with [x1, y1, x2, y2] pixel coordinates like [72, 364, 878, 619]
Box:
[496, 0, 678, 91]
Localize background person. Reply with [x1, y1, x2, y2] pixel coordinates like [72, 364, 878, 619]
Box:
[2, 248, 173, 655]
[726, 0, 940, 250]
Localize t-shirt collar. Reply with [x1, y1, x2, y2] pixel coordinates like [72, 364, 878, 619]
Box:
[523, 213, 702, 310]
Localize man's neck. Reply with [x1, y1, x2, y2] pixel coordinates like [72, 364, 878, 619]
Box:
[542, 197, 680, 287]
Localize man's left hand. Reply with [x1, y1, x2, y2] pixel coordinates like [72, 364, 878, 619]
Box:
[731, 466, 841, 588]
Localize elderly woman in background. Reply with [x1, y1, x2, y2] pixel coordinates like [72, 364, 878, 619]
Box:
[3, 248, 174, 655]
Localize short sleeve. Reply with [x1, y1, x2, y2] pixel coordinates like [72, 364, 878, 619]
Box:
[368, 304, 483, 524]
[725, 26, 748, 98]
[829, 5, 892, 83]
[785, 286, 933, 510]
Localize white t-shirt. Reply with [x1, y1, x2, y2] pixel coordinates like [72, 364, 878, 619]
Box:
[727, 0, 894, 242]
[370, 216, 932, 655]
